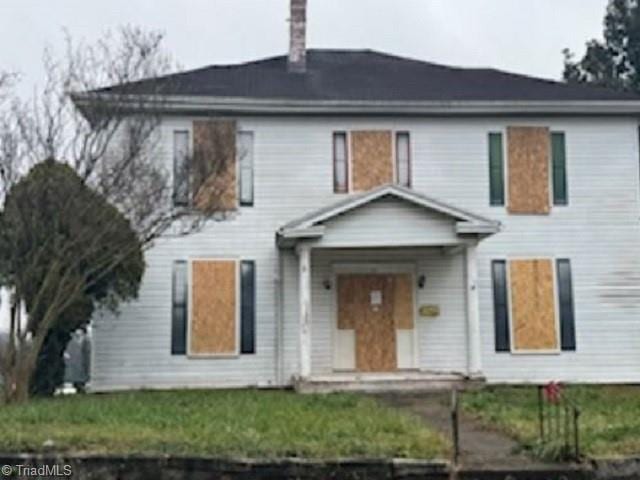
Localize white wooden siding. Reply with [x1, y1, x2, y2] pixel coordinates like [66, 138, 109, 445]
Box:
[91, 116, 640, 390]
[313, 197, 460, 248]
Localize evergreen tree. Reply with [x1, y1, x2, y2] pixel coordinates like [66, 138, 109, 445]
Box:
[564, 0, 640, 91]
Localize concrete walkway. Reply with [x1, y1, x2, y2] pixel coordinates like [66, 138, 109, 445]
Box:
[378, 391, 559, 469]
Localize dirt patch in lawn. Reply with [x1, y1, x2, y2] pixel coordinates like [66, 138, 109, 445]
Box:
[377, 391, 562, 469]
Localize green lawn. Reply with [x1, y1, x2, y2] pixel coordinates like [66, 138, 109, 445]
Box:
[461, 385, 640, 458]
[0, 389, 448, 459]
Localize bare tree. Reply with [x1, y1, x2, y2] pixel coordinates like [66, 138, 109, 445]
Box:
[0, 26, 235, 403]
[0, 71, 20, 201]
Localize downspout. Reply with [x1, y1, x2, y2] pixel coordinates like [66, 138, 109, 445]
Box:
[274, 248, 285, 386]
[637, 125, 640, 216]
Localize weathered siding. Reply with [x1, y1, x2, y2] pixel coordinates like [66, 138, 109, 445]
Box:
[91, 116, 640, 389]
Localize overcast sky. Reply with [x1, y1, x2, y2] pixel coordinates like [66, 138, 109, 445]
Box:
[1, 0, 608, 98]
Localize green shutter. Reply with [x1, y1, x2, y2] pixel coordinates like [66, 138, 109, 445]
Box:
[488, 132, 505, 206]
[552, 132, 568, 205]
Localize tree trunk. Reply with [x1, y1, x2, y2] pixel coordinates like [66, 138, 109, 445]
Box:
[31, 328, 72, 397]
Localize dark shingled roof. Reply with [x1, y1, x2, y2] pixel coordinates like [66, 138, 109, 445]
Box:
[102, 49, 640, 102]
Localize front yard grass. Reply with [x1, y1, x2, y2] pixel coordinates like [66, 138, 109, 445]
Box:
[0, 389, 449, 459]
[461, 385, 640, 458]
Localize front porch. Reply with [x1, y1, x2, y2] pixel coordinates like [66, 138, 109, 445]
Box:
[277, 185, 500, 391]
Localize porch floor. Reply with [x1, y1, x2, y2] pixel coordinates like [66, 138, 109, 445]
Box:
[295, 371, 483, 394]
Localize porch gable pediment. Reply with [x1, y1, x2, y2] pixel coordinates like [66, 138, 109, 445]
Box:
[277, 184, 500, 248]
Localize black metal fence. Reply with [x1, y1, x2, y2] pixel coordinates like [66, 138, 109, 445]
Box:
[449, 384, 581, 466]
[537, 383, 581, 461]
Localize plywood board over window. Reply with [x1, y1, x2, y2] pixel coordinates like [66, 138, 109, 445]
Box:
[190, 259, 237, 355]
[507, 126, 551, 214]
[192, 119, 237, 212]
[392, 274, 414, 329]
[336, 273, 415, 372]
[351, 130, 393, 191]
[356, 275, 397, 371]
[337, 276, 358, 330]
[337, 274, 396, 371]
[510, 259, 558, 351]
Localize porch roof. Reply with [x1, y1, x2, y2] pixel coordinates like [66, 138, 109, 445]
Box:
[276, 184, 501, 248]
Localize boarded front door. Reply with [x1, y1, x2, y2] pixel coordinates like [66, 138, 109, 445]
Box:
[337, 273, 414, 372]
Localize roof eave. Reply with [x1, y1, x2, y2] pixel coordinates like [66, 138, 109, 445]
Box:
[456, 222, 501, 235]
[281, 184, 498, 230]
[71, 92, 640, 116]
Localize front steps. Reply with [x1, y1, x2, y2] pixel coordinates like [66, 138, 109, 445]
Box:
[294, 371, 485, 394]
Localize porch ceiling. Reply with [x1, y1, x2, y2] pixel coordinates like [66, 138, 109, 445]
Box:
[276, 184, 501, 248]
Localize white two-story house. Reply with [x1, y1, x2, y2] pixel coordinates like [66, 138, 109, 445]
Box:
[80, 0, 640, 392]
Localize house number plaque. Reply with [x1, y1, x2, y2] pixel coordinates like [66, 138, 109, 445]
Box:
[419, 305, 440, 317]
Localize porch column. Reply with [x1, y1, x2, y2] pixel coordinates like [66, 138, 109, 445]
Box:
[465, 243, 482, 377]
[297, 243, 312, 379]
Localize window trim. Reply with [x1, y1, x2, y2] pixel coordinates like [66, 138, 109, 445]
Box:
[172, 129, 191, 207]
[499, 126, 568, 210]
[186, 257, 241, 359]
[494, 256, 563, 355]
[333, 131, 349, 193]
[237, 130, 254, 207]
[395, 131, 412, 188]
[334, 129, 413, 193]
[508, 257, 561, 355]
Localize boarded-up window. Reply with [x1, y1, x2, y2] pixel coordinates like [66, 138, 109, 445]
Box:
[507, 126, 551, 214]
[190, 260, 237, 355]
[333, 132, 348, 193]
[392, 273, 414, 329]
[192, 120, 237, 212]
[551, 132, 568, 205]
[509, 259, 558, 351]
[488, 132, 505, 206]
[351, 130, 393, 191]
[395, 132, 411, 188]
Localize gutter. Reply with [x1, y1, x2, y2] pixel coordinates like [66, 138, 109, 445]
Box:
[71, 92, 640, 116]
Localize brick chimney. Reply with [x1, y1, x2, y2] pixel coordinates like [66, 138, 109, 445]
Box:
[288, 0, 307, 73]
